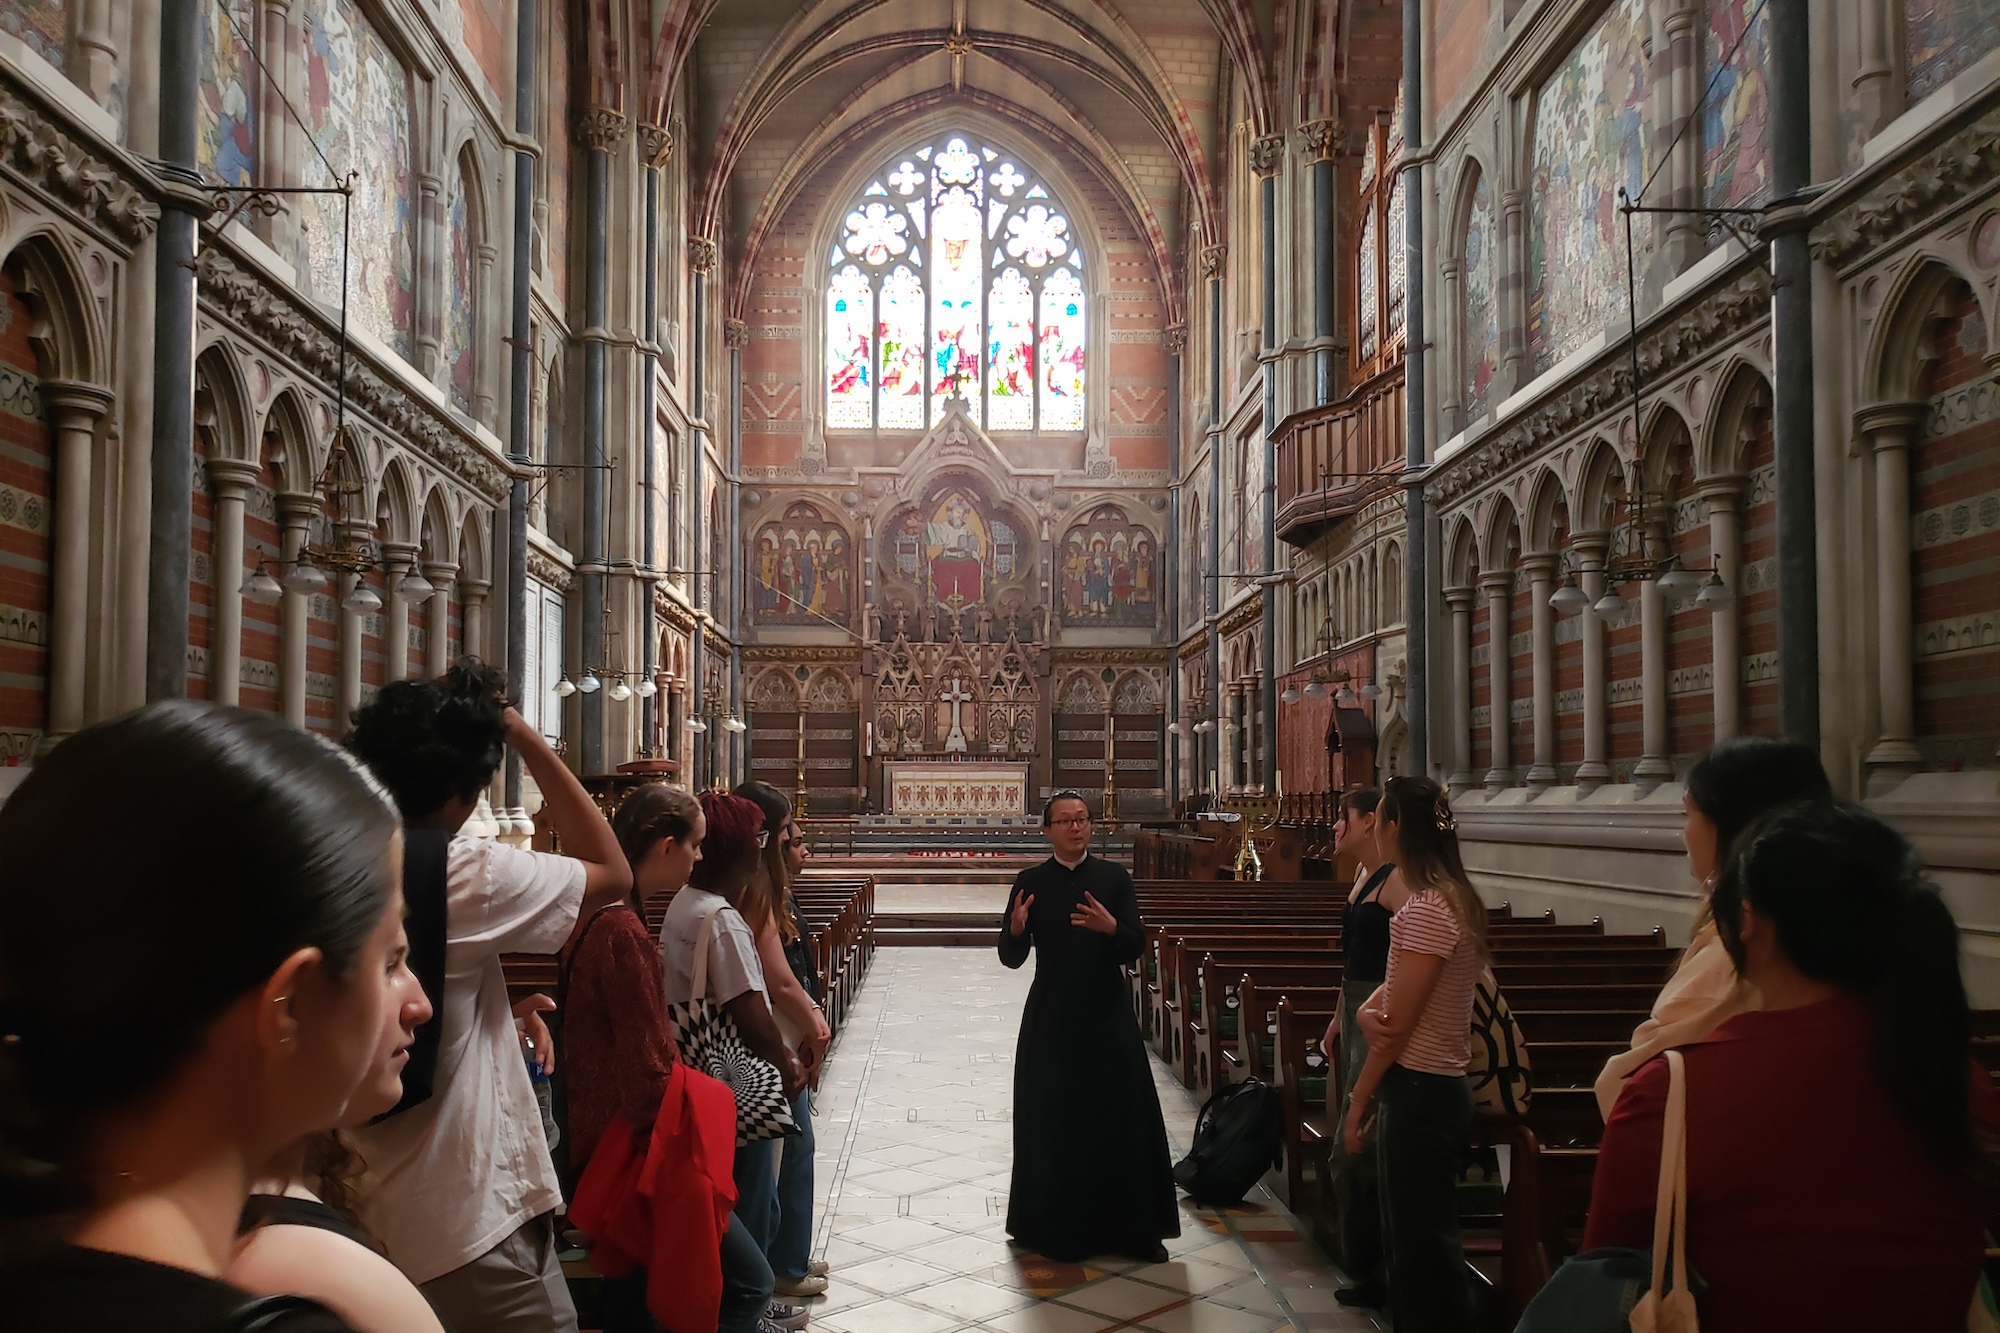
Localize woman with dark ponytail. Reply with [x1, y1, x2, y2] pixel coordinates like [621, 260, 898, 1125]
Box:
[1594, 736, 1832, 1116]
[1, 703, 408, 1331]
[1585, 801, 1986, 1331]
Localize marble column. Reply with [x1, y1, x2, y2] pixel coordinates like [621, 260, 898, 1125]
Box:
[379, 540, 420, 684]
[1480, 571, 1513, 790]
[1699, 477, 1744, 741]
[1439, 258, 1464, 436]
[1524, 553, 1559, 790]
[1858, 402, 1927, 779]
[1636, 567, 1674, 793]
[1445, 585, 1477, 789]
[1572, 533, 1611, 791]
[276, 492, 317, 728]
[1853, 0, 1897, 136]
[425, 560, 458, 679]
[43, 384, 112, 746]
[206, 458, 262, 707]
[1662, 1, 1704, 269]
[336, 524, 372, 729]
[462, 578, 491, 668]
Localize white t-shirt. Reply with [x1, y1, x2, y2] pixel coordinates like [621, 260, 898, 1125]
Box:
[659, 886, 766, 1007]
[349, 837, 586, 1284]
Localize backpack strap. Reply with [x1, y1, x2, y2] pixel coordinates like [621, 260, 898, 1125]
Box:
[373, 828, 452, 1122]
[223, 1294, 352, 1332]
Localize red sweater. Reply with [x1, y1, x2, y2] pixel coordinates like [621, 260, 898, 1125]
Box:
[1583, 993, 1983, 1332]
[562, 904, 678, 1171]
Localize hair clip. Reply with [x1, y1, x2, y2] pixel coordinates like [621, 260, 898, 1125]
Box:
[1434, 802, 1457, 833]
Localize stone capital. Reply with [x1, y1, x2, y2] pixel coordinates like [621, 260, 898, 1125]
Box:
[1249, 134, 1286, 177]
[1163, 324, 1188, 356]
[1695, 473, 1745, 508]
[1854, 400, 1927, 450]
[724, 318, 751, 349]
[1200, 245, 1228, 278]
[460, 577, 493, 600]
[1297, 120, 1342, 161]
[1478, 570, 1514, 597]
[40, 379, 114, 426]
[422, 559, 460, 583]
[580, 108, 630, 155]
[1443, 583, 1478, 610]
[688, 236, 718, 274]
[277, 490, 322, 528]
[205, 456, 264, 497]
[1521, 552, 1561, 580]
[637, 123, 674, 168]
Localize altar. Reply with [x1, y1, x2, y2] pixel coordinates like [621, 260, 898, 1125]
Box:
[884, 761, 1030, 817]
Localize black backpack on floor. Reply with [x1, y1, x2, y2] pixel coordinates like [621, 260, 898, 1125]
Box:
[1172, 1078, 1283, 1205]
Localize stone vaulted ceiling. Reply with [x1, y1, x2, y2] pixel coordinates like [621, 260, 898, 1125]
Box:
[676, 0, 1270, 327]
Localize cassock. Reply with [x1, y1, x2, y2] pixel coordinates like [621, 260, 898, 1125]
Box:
[997, 854, 1179, 1261]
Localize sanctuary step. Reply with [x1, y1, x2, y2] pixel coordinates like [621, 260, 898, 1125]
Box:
[806, 860, 1021, 947]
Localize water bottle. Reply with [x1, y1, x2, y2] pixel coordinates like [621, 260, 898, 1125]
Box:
[526, 1043, 561, 1152]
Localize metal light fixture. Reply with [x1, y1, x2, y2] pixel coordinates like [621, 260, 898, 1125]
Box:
[553, 675, 577, 698]
[396, 567, 436, 602]
[577, 671, 602, 694]
[608, 679, 633, 703]
[1280, 685, 1302, 705]
[1655, 559, 1700, 606]
[341, 581, 382, 615]
[1360, 682, 1383, 700]
[1334, 682, 1358, 707]
[1193, 719, 1215, 735]
[1592, 588, 1627, 622]
[1303, 678, 1326, 699]
[722, 714, 747, 733]
[687, 717, 708, 733]
[1166, 721, 1182, 736]
[242, 565, 284, 606]
[636, 676, 658, 698]
[1549, 575, 1591, 617]
[1694, 571, 1737, 611]
[283, 557, 330, 597]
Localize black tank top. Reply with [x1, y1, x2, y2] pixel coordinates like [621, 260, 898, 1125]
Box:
[1341, 863, 1397, 987]
[238, 1193, 371, 1250]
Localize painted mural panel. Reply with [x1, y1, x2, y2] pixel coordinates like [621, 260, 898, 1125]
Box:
[1704, 0, 1770, 209]
[1060, 506, 1157, 628]
[752, 502, 854, 627]
[302, 0, 416, 361]
[1907, 0, 2000, 101]
[443, 163, 475, 412]
[1528, 0, 1655, 376]
[1462, 168, 1499, 421]
[198, 0, 256, 188]
[883, 481, 1022, 610]
[0, 0, 64, 69]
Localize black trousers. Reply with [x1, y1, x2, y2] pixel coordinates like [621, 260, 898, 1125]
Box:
[1374, 1064, 1474, 1332]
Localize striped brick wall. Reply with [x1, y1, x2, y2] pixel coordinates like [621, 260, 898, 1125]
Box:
[0, 267, 47, 763]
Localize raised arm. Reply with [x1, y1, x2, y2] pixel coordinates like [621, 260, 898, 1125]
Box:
[504, 708, 631, 918]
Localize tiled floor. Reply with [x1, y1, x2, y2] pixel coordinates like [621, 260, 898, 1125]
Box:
[800, 949, 1381, 1333]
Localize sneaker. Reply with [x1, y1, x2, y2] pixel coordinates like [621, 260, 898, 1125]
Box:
[756, 1321, 793, 1333]
[764, 1299, 810, 1330]
[806, 1259, 830, 1279]
[1334, 1282, 1388, 1309]
[774, 1273, 830, 1298]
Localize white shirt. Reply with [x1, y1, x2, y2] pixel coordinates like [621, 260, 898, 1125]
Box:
[659, 886, 766, 1006]
[349, 837, 586, 1284]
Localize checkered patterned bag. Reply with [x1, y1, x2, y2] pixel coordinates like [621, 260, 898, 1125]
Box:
[669, 900, 800, 1146]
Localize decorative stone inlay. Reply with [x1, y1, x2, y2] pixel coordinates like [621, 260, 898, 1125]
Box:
[1556, 687, 1584, 713]
[0, 602, 46, 644]
[1742, 651, 1780, 683]
[1921, 377, 2000, 441]
[1669, 663, 1713, 695]
[0, 363, 41, 422]
[1914, 486, 2000, 550]
[1815, 109, 2000, 268]
[1737, 557, 1779, 597]
[0, 728, 40, 762]
[1916, 610, 2000, 658]
[0, 482, 46, 534]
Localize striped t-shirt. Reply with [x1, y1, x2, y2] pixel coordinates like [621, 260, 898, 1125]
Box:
[1381, 889, 1481, 1077]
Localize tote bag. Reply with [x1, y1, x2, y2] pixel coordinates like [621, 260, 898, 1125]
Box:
[1468, 967, 1533, 1117]
[667, 898, 800, 1146]
[1515, 1048, 1697, 1333]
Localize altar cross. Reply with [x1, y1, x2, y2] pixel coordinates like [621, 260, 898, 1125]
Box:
[942, 677, 973, 753]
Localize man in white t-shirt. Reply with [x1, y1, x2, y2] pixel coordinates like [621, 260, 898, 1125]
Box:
[346, 665, 631, 1333]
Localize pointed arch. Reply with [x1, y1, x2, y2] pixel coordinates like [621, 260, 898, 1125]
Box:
[0, 232, 106, 386]
[194, 343, 254, 464]
[377, 456, 420, 547]
[1525, 466, 1571, 555]
[1445, 514, 1479, 587]
[1479, 495, 1522, 571]
[1700, 358, 1773, 478]
[260, 390, 318, 496]
[1574, 436, 1627, 534]
[1867, 255, 1990, 405]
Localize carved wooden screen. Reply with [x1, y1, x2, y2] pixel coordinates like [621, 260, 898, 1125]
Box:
[801, 669, 860, 813]
[748, 668, 802, 805]
[1052, 671, 1109, 815]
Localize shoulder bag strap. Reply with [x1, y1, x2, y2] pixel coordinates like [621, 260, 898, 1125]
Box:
[1647, 1048, 1690, 1303]
[688, 896, 729, 1004]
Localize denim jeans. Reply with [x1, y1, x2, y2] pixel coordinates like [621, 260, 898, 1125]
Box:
[595, 1214, 773, 1333]
[770, 1088, 816, 1278]
[1374, 1064, 1473, 1333]
[734, 1136, 782, 1255]
[1329, 982, 1383, 1288]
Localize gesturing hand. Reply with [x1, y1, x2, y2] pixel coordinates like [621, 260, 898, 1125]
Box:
[514, 994, 557, 1076]
[1009, 892, 1035, 936]
[1069, 891, 1117, 935]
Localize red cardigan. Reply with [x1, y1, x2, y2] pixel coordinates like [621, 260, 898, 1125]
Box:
[1583, 993, 1983, 1332]
[570, 1059, 739, 1333]
[561, 904, 679, 1172]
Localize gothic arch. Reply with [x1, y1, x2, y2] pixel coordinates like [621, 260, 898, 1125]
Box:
[1113, 670, 1159, 712]
[457, 506, 488, 585]
[377, 456, 421, 548]
[1478, 495, 1521, 572]
[803, 668, 855, 708]
[0, 231, 105, 387]
[1574, 436, 1627, 534]
[750, 666, 802, 711]
[1445, 514, 1479, 587]
[1699, 358, 1774, 478]
[1525, 466, 1570, 556]
[194, 343, 254, 465]
[419, 486, 455, 567]
[1867, 255, 1990, 405]
[260, 390, 318, 497]
[1056, 668, 1107, 715]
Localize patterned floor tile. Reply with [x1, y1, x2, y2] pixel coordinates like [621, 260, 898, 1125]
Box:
[805, 951, 1366, 1333]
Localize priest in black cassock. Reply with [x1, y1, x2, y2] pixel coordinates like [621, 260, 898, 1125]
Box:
[998, 790, 1179, 1263]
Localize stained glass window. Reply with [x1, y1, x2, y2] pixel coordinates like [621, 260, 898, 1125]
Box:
[824, 134, 1088, 431]
[1385, 181, 1407, 338]
[1357, 207, 1379, 362]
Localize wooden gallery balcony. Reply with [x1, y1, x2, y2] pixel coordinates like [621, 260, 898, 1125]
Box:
[1274, 361, 1406, 547]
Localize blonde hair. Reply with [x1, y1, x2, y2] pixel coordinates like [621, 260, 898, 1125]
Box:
[1381, 776, 1489, 958]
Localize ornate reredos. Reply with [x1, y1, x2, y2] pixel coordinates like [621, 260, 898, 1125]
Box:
[879, 396, 1041, 505]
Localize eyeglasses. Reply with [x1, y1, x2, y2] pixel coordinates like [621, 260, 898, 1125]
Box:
[1049, 816, 1092, 829]
[755, 830, 771, 848]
